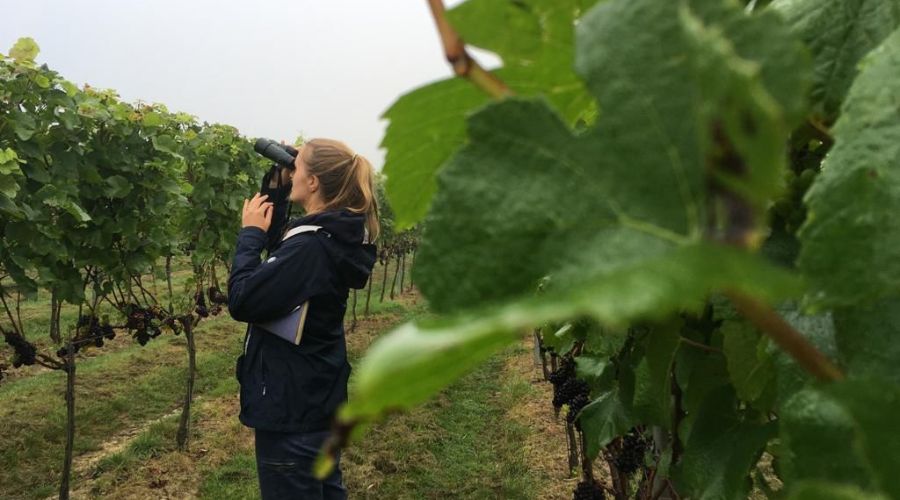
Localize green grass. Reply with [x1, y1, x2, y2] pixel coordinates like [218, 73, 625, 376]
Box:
[352, 344, 540, 499]
[0, 255, 417, 500]
[198, 453, 261, 500]
[0, 314, 243, 499]
[195, 341, 544, 500]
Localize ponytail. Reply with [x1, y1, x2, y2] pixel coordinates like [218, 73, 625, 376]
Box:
[301, 138, 380, 242]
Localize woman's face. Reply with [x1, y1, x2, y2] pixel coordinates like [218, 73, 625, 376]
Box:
[288, 145, 320, 210]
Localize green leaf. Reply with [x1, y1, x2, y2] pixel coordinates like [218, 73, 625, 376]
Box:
[583, 324, 628, 359]
[632, 322, 680, 426]
[832, 296, 900, 385]
[771, 0, 900, 122]
[578, 387, 634, 460]
[11, 110, 37, 141]
[0, 177, 20, 200]
[104, 175, 133, 198]
[142, 111, 164, 127]
[382, 0, 600, 229]
[575, 353, 612, 391]
[798, 27, 900, 308]
[9, 37, 39, 62]
[722, 319, 775, 404]
[827, 379, 900, 499]
[338, 314, 521, 422]
[59, 200, 92, 223]
[33, 74, 50, 88]
[772, 306, 838, 406]
[674, 385, 776, 500]
[0, 148, 23, 198]
[151, 134, 180, 156]
[413, 0, 808, 316]
[380, 79, 487, 229]
[780, 388, 873, 491]
[540, 322, 577, 354]
[675, 341, 732, 443]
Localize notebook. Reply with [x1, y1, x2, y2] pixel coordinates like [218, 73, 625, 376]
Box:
[252, 301, 310, 345]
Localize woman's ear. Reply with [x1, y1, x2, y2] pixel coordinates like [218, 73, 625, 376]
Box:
[309, 174, 319, 193]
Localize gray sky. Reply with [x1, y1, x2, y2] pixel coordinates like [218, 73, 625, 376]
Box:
[3, 0, 496, 169]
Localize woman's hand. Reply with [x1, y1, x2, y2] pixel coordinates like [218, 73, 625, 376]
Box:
[267, 166, 293, 189]
[242, 193, 274, 231]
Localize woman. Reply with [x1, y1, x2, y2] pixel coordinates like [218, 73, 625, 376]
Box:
[227, 138, 379, 499]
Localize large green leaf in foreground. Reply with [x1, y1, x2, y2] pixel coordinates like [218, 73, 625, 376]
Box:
[418, 0, 807, 314]
[338, 0, 808, 427]
[798, 27, 900, 307]
[771, 0, 900, 123]
[381, 0, 599, 229]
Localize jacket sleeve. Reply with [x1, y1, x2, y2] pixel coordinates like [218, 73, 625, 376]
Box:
[259, 166, 293, 254]
[227, 226, 331, 323]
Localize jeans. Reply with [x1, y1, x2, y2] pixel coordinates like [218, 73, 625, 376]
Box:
[254, 428, 346, 500]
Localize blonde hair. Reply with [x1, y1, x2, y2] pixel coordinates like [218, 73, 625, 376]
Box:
[301, 138, 380, 242]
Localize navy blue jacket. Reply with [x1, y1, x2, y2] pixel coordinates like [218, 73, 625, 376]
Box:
[228, 180, 376, 432]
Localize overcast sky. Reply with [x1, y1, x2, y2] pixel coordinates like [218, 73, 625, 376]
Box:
[3, 0, 496, 169]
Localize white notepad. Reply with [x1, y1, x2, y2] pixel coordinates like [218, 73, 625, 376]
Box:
[253, 301, 310, 345]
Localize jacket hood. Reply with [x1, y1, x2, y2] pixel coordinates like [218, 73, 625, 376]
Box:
[288, 209, 376, 289]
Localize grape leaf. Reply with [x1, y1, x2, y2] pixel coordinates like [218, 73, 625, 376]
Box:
[827, 379, 900, 499]
[832, 296, 900, 385]
[104, 175, 133, 198]
[381, 0, 599, 229]
[798, 27, 900, 307]
[780, 388, 873, 491]
[338, 314, 521, 421]
[674, 386, 776, 500]
[336, 0, 808, 451]
[632, 322, 680, 427]
[8, 37, 39, 63]
[722, 319, 776, 404]
[417, 0, 807, 314]
[772, 306, 838, 406]
[771, 0, 900, 122]
[579, 387, 634, 460]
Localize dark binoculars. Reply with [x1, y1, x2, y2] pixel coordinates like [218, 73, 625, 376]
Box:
[254, 138, 298, 169]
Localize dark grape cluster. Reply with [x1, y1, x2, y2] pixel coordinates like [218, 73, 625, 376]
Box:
[566, 392, 590, 426]
[162, 315, 183, 336]
[548, 356, 575, 386]
[614, 428, 649, 476]
[549, 356, 591, 426]
[56, 313, 117, 357]
[124, 304, 165, 346]
[556, 378, 589, 411]
[573, 480, 606, 500]
[3, 330, 37, 367]
[194, 290, 222, 318]
[194, 291, 209, 318]
[207, 285, 228, 305]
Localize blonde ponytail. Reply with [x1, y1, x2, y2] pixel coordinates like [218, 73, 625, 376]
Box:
[301, 138, 380, 242]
